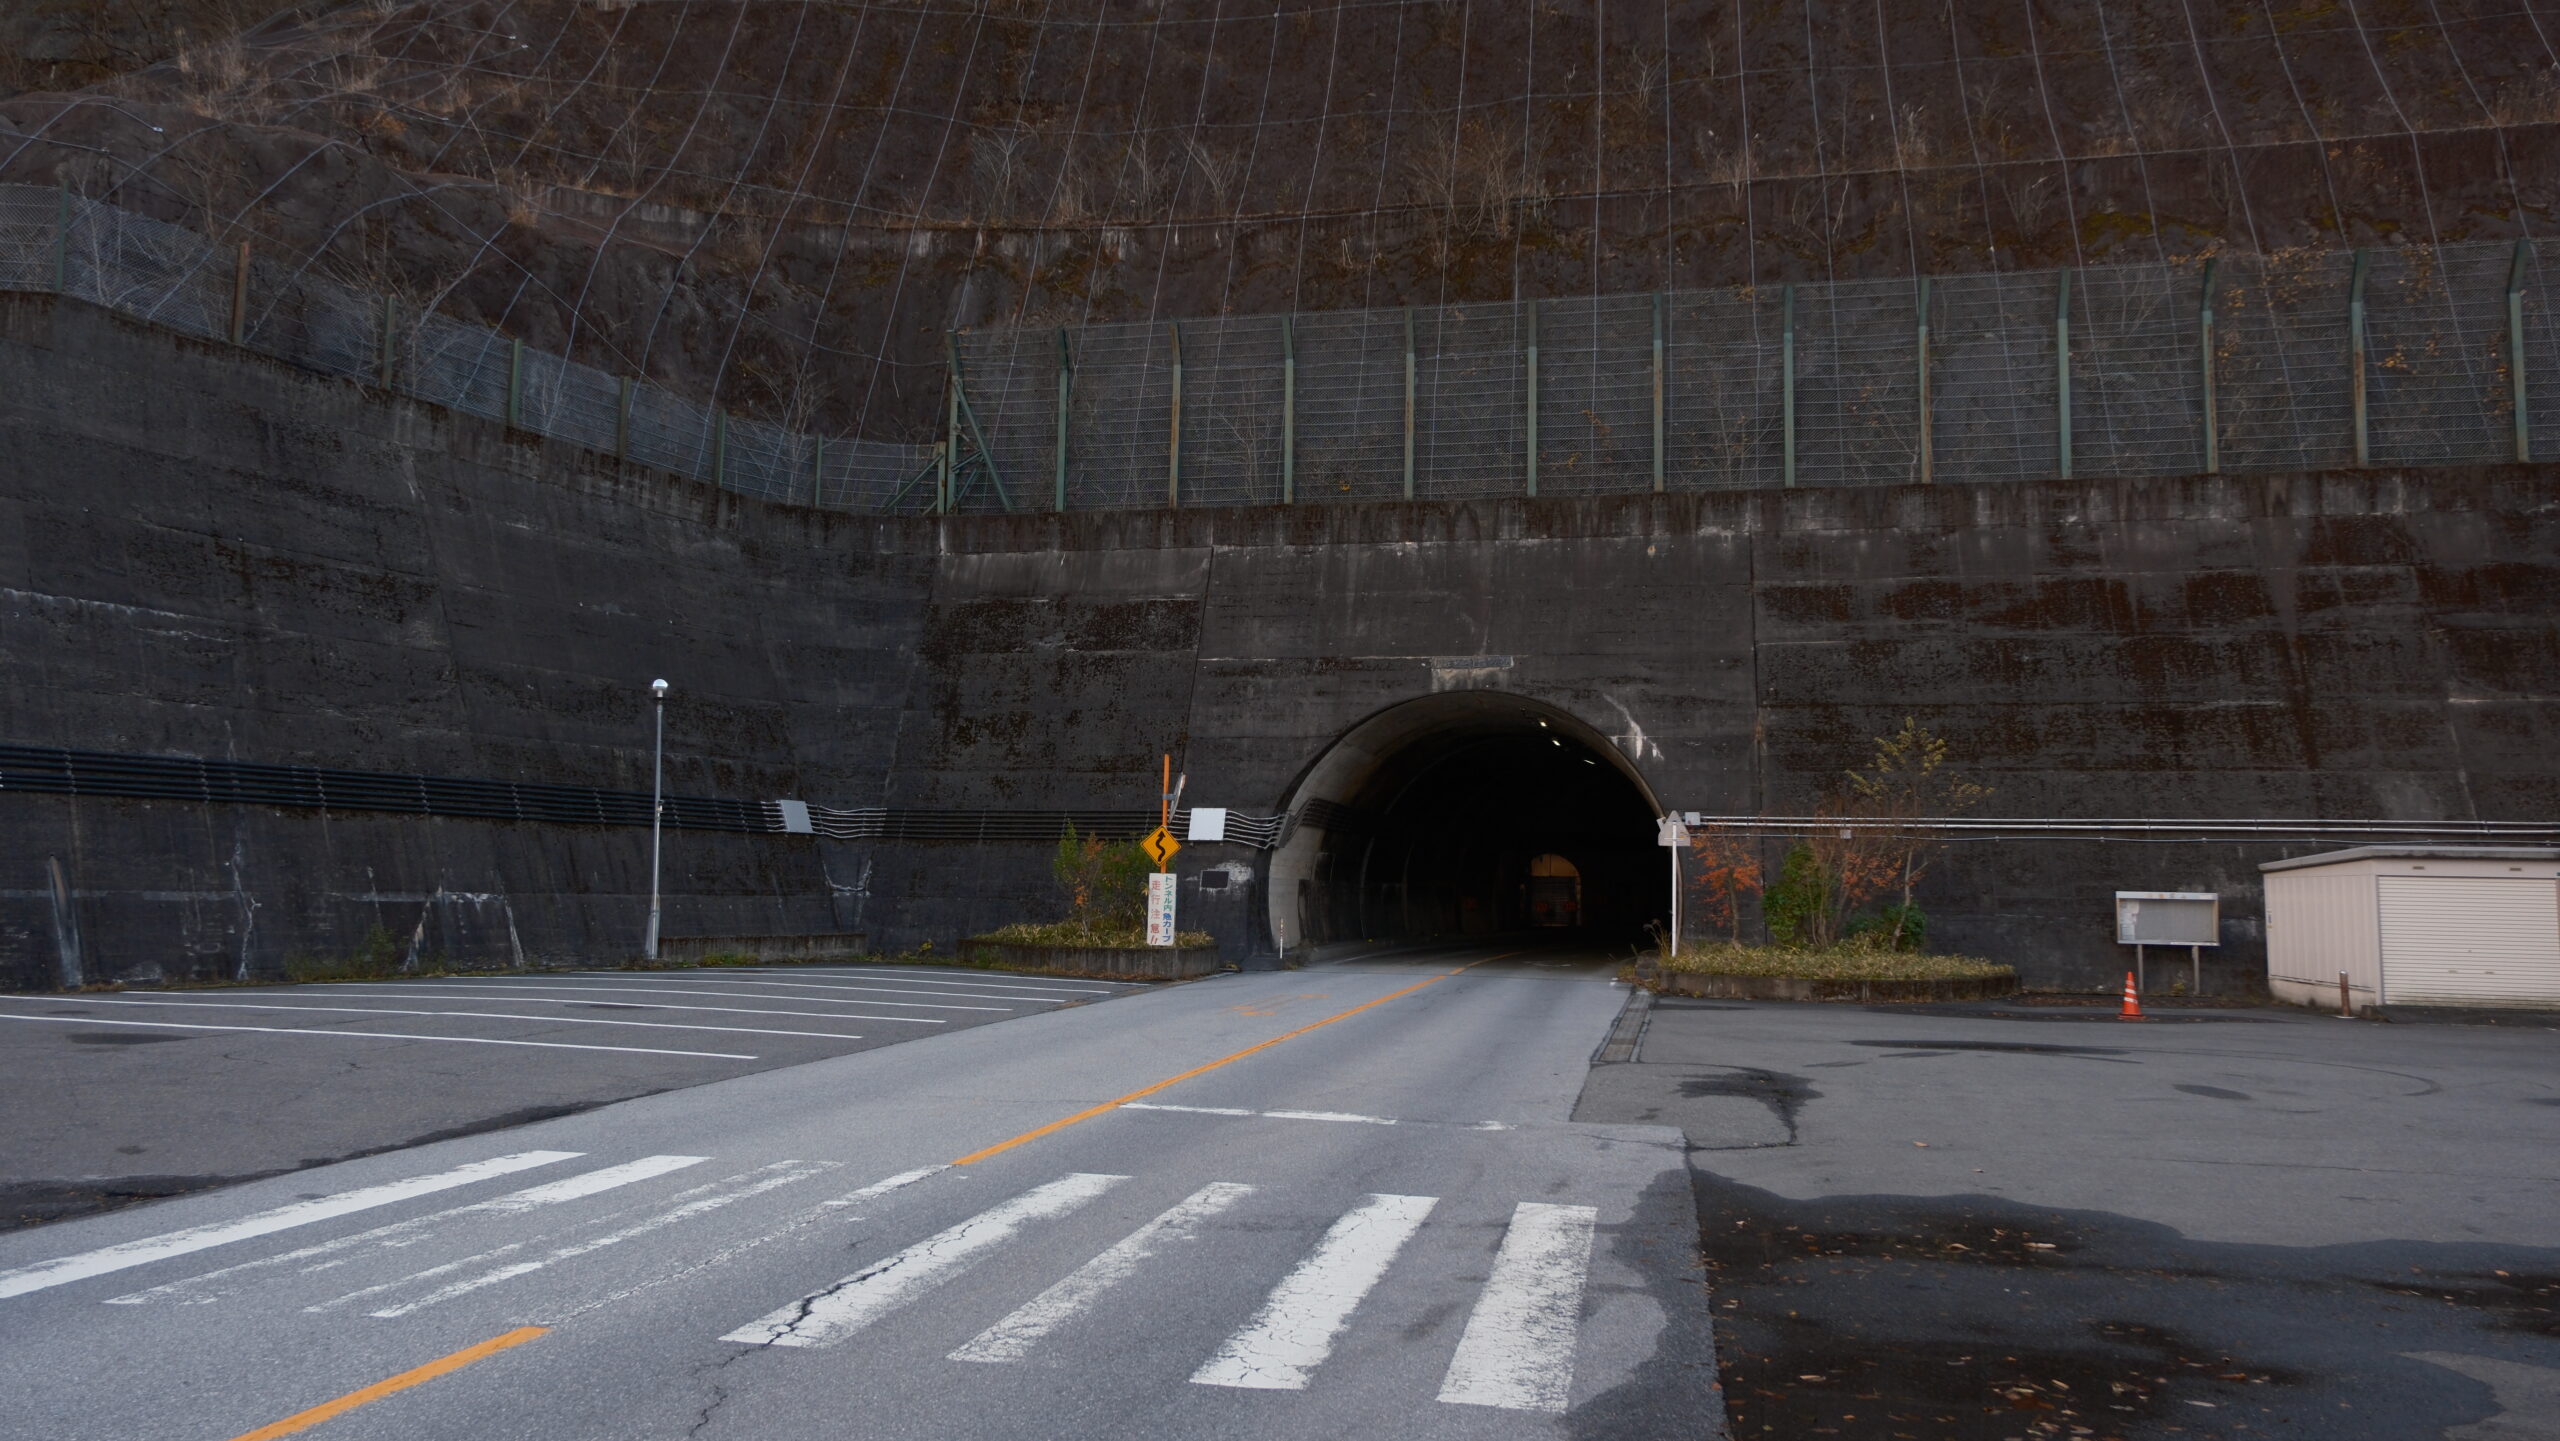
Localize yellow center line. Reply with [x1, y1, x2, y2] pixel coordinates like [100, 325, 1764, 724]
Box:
[953, 953, 1508, 1166]
[225, 1326, 548, 1441]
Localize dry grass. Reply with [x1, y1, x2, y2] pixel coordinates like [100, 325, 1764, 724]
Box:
[975, 920, 1214, 949]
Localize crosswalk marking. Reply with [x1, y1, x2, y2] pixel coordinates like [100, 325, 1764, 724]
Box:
[108, 1155, 709, 1306]
[543, 1166, 948, 1325]
[950, 1181, 1256, 1364]
[0, 1151, 579, 1302]
[358, 1159, 838, 1318]
[721, 1172, 1128, 1349]
[1437, 1202, 1599, 1413]
[1191, 1192, 1437, 1392]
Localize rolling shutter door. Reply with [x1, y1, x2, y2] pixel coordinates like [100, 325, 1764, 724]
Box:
[2376, 877, 2560, 1006]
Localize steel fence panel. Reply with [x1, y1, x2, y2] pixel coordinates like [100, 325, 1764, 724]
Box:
[1416, 302, 1526, 500]
[1179, 314, 1285, 508]
[2073, 262, 2204, 478]
[1796, 277, 1920, 488]
[1293, 307, 1405, 504]
[2364, 244, 2509, 468]
[1931, 271, 2056, 485]
[958, 325, 1061, 511]
[2523, 243, 2560, 465]
[1064, 319, 1169, 511]
[1536, 293, 1654, 495]
[0, 187, 54, 290]
[2216, 250, 2355, 474]
[1664, 287, 1783, 491]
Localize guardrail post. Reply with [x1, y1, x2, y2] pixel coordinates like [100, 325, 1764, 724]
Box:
[1525, 299, 1540, 498]
[1402, 308, 1417, 500]
[616, 376, 633, 461]
[1916, 276, 1933, 484]
[1781, 284, 1796, 487]
[1651, 292, 1666, 493]
[2508, 239, 2531, 463]
[52, 186, 68, 294]
[2056, 269, 2073, 480]
[2349, 249, 2370, 466]
[1167, 321, 1182, 509]
[231, 240, 252, 346]
[2199, 258, 2219, 474]
[1054, 328, 1071, 511]
[507, 338, 524, 429]
[1280, 314, 1296, 504]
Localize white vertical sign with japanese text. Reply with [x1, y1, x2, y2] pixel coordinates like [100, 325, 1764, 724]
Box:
[1145, 872, 1178, 947]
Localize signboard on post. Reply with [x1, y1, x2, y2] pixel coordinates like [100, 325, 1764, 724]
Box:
[1145, 872, 1177, 947]
[2115, 891, 2219, 995]
[1657, 817, 1691, 847]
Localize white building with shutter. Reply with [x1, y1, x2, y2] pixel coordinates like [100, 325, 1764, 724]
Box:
[2261, 847, 2560, 1011]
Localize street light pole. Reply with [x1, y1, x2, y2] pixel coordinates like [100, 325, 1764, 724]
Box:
[645, 678, 667, 961]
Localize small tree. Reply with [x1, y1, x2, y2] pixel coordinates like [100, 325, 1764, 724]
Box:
[1051, 822, 1150, 939]
[1686, 824, 1764, 942]
[1841, 717, 1992, 948]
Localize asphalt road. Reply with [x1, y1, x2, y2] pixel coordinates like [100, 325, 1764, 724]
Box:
[1577, 996, 2560, 1441]
[0, 965, 1151, 1230]
[0, 944, 1719, 1440]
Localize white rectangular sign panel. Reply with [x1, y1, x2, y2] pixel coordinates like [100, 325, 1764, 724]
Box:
[1146, 872, 1178, 947]
[2115, 892, 2219, 946]
[1185, 807, 1228, 843]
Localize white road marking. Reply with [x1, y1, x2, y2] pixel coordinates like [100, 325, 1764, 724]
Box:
[466, 975, 1052, 1007]
[951, 1182, 1256, 1364]
[0, 1151, 577, 1301]
[0, 1011, 755, 1060]
[681, 975, 1103, 1001]
[715, 968, 1119, 996]
[360, 1160, 839, 1318]
[544, 1166, 947, 1324]
[1120, 1102, 1511, 1131]
[1191, 1193, 1438, 1391]
[1436, 1202, 1599, 1413]
[284, 986, 947, 1025]
[293, 981, 1006, 1012]
[37, 996, 863, 1041]
[108, 1155, 710, 1306]
[721, 1172, 1128, 1349]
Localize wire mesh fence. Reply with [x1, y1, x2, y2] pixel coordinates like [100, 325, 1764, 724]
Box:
[4, 184, 2553, 517]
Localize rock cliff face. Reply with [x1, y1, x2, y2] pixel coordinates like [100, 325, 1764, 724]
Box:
[3, 1, 2555, 443]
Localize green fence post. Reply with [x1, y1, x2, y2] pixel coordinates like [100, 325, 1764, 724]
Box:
[1280, 314, 1297, 505]
[713, 409, 727, 487]
[507, 338, 524, 429]
[811, 435, 825, 508]
[1651, 292, 1666, 493]
[377, 294, 395, 384]
[1916, 276, 1933, 485]
[1402, 308, 1417, 500]
[2511, 239, 2533, 464]
[1525, 299, 1540, 498]
[2349, 250, 2370, 466]
[2056, 269, 2073, 480]
[2199, 258, 2220, 475]
[1054, 328, 1072, 511]
[616, 376, 633, 461]
[52, 186, 68, 294]
[1781, 285, 1796, 488]
[1167, 321, 1182, 509]
[942, 335, 959, 514]
[233, 240, 253, 347]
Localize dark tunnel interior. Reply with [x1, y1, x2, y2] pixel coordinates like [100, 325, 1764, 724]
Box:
[1305, 714, 1667, 947]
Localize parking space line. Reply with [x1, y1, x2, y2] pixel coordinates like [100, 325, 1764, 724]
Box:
[25, 996, 865, 1042]
[279, 987, 949, 1025]
[705, 968, 1121, 996]
[457, 976, 1051, 1007]
[683, 974, 1114, 999]
[0, 1151, 577, 1301]
[0, 1011, 756, 1060]
[288, 980, 1011, 1012]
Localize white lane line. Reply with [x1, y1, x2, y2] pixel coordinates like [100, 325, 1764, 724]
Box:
[544, 1166, 946, 1325]
[0, 1011, 754, 1060]
[1120, 1103, 1511, 1131]
[697, 968, 1120, 996]
[361, 1159, 840, 1318]
[286, 981, 1007, 1013]
[1437, 1203, 1600, 1413]
[0, 1151, 578, 1302]
[109, 1155, 711, 1306]
[1191, 1193, 1438, 1391]
[951, 1182, 1255, 1364]
[28, 996, 864, 1042]
[457, 976, 1046, 1007]
[721, 1172, 1128, 1349]
[278, 987, 948, 1025]
[675, 974, 1110, 1000]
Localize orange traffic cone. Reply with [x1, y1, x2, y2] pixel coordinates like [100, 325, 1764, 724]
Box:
[2118, 971, 2143, 1021]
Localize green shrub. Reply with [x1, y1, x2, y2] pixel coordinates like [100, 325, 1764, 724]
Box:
[285, 925, 403, 982]
[1657, 936, 2009, 982]
[977, 920, 1213, 949]
[1845, 903, 1927, 952]
[1761, 845, 1825, 945]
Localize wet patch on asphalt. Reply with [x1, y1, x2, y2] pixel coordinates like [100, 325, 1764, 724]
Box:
[1849, 1039, 2130, 1058]
[1678, 1068, 1820, 1144]
[1695, 1171, 2559, 1440]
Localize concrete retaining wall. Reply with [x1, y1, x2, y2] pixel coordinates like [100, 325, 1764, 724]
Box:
[3, 292, 2554, 991]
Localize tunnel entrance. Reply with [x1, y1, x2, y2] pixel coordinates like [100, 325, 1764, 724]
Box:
[1267, 694, 1668, 952]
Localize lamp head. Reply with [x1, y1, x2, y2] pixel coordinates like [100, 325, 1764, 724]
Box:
[650, 678, 669, 699]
